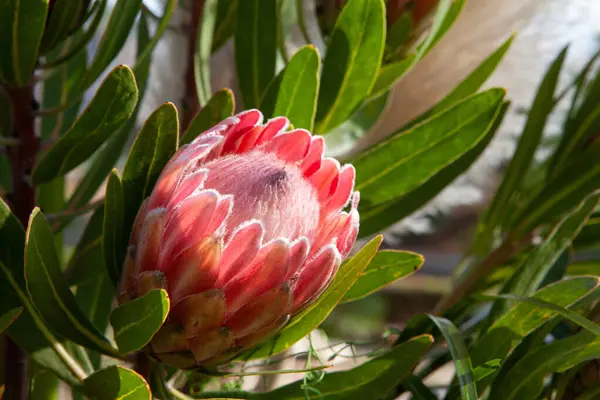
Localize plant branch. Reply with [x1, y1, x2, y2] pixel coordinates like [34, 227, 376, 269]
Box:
[4, 84, 39, 400]
[181, 0, 205, 131]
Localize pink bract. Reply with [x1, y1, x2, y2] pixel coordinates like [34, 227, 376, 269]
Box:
[119, 110, 359, 367]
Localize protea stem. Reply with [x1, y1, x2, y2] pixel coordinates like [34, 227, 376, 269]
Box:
[3, 84, 38, 400]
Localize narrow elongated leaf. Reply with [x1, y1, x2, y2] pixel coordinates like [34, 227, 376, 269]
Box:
[261, 45, 320, 130]
[369, 0, 465, 98]
[342, 250, 423, 302]
[212, 0, 238, 52]
[482, 47, 567, 235]
[315, 0, 385, 133]
[84, 366, 150, 400]
[110, 289, 169, 354]
[404, 375, 438, 400]
[235, 0, 277, 108]
[40, 0, 84, 54]
[0, 201, 82, 386]
[7, 308, 81, 386]
[122, 102, 178, 230]
[63, 16, 152, 225]
[180, 89, 235, 145]
[24, 208, 118, 355]
[39, 0, 107, 70]
[259, 334, 433, 399]
[353, 88, 505, 209]
[195, 0, 218, 105]
[511, 192, 599, 296]
[470, 277, 600, 393]
[428, 316, 478, 400]
[0, 306, 22, 334]
[80, 0, 142, 89]
[573, 211, 600, 250]
[418, 35, 514, 124]
[325, 90, 391, 157]
[0, 0, 48, 86]
[33, 66, 138, 184]
[103, 170, 126, 287]
[357, 100, 508, 237]
[489, 331, 600, 400]
[134, 0, 175, 73]
[477, 293, 600, 336]
[516, 142, 600, 233]
[244, 236, 382, 360]
[444, 360, 502, 400]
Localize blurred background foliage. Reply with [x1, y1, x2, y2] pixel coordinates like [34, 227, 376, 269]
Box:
[1, 0, 600, 399]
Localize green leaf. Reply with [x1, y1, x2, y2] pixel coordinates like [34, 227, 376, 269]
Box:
[110, 289, 169, 354]
[384, 12, 412, 60]
[134, 0, 176, 74]
[325, 90, 391, 156]
[566, 260, 600, 276]
[80, 0, 142, 89]
[342, 250, 423, 303]
[368, 59, 412, 100]
[84, 365, 151, 400]
[315, 0, 385, 133]
[428, 315, 478, 400]
[353, 88, 505, 210]
[212, 0, 238, 52]
[489, 331, 600, 400]
[445, 360, 502, 400]
[235, 0, 277, 108]
[195, 0, 218, 105]
[0, 0, 48, 86]
[417, 35, 514, 124]
[515, 142, 600, 233]
[39, 0, 107, 70]
[244, 236, 382, 360]
[261, 45, 320, 130]
[33, 66, 138, 184]
[259, 334, 433, 399]
[573, 214, 600, 250]
[404, 375, 438, 400]
[180, 89, 235, 145]
[0, 200, 83, 386]
[550, 50, 600, 176]
[357, 100, 508, 237]
[511, 192, 599, 296]
[122, 102, 179, 231]
[482, 46, 567, 235]
[24, 208, 118, 355]
[103, 170, 126, 288]
[369, 0, 465, 98]
[63, 15, 152, 226]
[0, 306, 23, 334]
[40, 34, 88, 141]
[470, 277, 600, 392]
[477, 293, 600, 336]
[40, 0, 85, 54]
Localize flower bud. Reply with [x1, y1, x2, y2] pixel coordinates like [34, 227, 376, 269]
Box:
[120, 110, 360, 367]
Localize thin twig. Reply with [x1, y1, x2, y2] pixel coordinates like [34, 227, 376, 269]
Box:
[0, 137, 20, 147]
[46, 199, 103, 222]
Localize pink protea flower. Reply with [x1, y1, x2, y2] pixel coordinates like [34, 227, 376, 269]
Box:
[119, 110, 359, 368]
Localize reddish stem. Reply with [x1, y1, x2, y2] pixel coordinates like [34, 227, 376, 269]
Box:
[3, 84, 38, 400]
[181, 0, 204, 132]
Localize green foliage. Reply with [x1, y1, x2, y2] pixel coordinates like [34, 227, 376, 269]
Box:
[1, 0, 600, 399]
[110, 289, 169, 354]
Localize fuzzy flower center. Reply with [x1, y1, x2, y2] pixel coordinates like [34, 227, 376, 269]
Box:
[201, 150, 320, 242]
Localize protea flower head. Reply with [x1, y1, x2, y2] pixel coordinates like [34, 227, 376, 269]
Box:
[119, 110, 359, 368]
